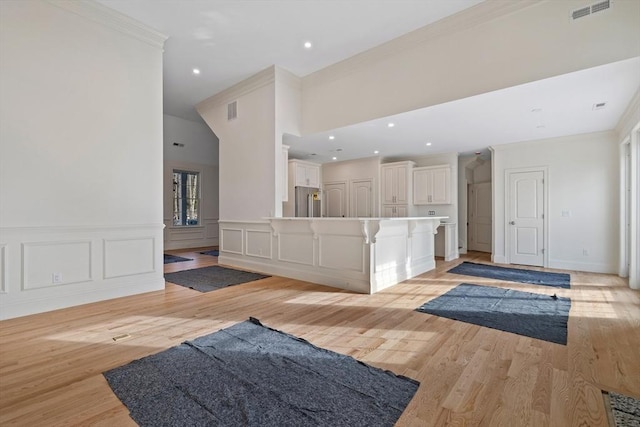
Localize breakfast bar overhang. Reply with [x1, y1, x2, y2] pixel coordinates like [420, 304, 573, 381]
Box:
[217, 217, 449, 294]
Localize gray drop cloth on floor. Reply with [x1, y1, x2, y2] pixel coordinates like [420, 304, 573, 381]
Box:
[104, 318, 419, 427]
[416, 283, 571, 345]
[164, 265, 269, 292]
[448, 262, 571, 289]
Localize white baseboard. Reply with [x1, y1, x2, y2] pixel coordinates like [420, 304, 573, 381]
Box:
[548, 259, 617, 274]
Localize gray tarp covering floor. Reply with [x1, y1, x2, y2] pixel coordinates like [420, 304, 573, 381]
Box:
[104, 318, 419, 427]
[164, 266, 270, 292]
[448, 262, 571, 289]
[416, 283, 571, 345]
[608, 391, 640, 426]
[163, 254, 193, 264]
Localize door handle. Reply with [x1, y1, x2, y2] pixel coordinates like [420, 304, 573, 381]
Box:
[509, 221, 516, 225]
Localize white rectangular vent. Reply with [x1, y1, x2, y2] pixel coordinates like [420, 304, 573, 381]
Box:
[591, 0, 610, 14]
[572, 0, 611, 20]
[227, 101, 237, 121]
[572, 6, 590, 19]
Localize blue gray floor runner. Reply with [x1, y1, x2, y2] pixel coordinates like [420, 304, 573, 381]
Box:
[163, 254, 192, 264]
[104, 318, 419, 427]
[164, 265, 269, 292]
[416, 283, 571, 345]
[606, 391, 640, 426]
[448, 261, 571, 289]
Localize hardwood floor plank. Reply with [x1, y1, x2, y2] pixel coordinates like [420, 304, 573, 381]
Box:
[0, 250, 638, 426]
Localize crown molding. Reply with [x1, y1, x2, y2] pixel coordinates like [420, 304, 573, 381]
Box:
[490, 129, 616, 152]
[303, 0, 539, 88]
[616, 87, 640, 138]
[197, 66, 277, 112]
[46, 0, 167, 50]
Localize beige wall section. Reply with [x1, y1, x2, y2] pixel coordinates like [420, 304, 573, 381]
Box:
[198, 66, 300, 221]
[163, 114, 219, 249]
[301, 0, 640, 134]
[0, 0, 166, 319]
[491, 131, 619, 274]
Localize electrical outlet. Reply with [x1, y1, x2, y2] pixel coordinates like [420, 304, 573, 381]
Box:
[52, 272, 63, 284]
[428, 211, 436, 216]
[582, 249, 589, 256]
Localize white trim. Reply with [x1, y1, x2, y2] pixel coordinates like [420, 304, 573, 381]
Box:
[46, 0, 167, 49]
[630, 123, 640, 289]
[619, 136, 631, 278]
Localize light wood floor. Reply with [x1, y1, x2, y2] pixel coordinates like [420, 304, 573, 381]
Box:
[1, 250, 638, 426]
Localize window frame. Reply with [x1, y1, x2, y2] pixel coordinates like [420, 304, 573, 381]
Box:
[172, 169, 201, 227]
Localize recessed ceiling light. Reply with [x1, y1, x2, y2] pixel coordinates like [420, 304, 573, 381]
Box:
[328, 135, 335, 140]
[304, 41, 312, 49]
[426, 142, 432, 146]
[192, 68, 201, 75]
[332, 156, 337, 160]
[387, 123, 395, 128]
[374, 150, 379, 154]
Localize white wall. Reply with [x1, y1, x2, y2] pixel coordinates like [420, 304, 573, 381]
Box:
[301, 0, 640, 135]
[198, 68, 277, 220]
[491, 131, 619, 273]
[322, 156, 381, 217]
[197, 66, 301, 221]
[0, 0, 166, 319]
[163, 114, 219, 249]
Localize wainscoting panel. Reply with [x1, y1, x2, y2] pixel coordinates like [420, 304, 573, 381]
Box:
[278, 234, 314, 265]
[104, 238, 155, 279]
[164, 219, 219, 250]
[0, 224, 164, 320]
[246, 229, 272, 259]
[221, 228, 243, 254]
[23, 241, 92, 289]
[318, 235, 364, 272]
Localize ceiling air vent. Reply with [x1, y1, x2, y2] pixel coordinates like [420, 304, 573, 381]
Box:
[571, 6, 591, 20]
[572, 0, 611, 20]
[227, 101, 237, 121]
[591, 0, 610, 14]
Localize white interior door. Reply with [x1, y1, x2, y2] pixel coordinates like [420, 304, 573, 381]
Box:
[508, 170, 544, 266]
[469, 182, 492, 253]
[324, 182, 347, 217]
[350, 179, 373, 218]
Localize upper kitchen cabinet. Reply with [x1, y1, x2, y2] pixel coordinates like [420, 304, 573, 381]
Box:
[413, 165, 451, 205]
[290, 159, 320, 188]
[381, 161, 414, 205]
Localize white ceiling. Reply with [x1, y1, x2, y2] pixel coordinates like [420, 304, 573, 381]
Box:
[286, 57, 640, 162]
[97, 0, 640, 163]
[98, 0, 484, 122]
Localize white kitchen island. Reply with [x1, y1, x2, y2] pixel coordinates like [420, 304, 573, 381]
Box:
[218, 217, 448, 294]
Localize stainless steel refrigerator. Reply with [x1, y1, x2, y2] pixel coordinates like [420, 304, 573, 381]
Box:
[295, 186, 321, 217]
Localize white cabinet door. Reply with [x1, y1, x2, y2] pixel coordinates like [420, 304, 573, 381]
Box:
[396, 205, 408, 217]
[382, 166, 396, 204]
[430, 167, 450, 204]
[396, 165, 409, 204]
[413, 165, 451, 205]
[382, 204, 407, 217]
[382, 162, 412, 205]
[413, 169, 430, 205]
[292, 161, 321, 187]
[307, 165, 320, 188]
